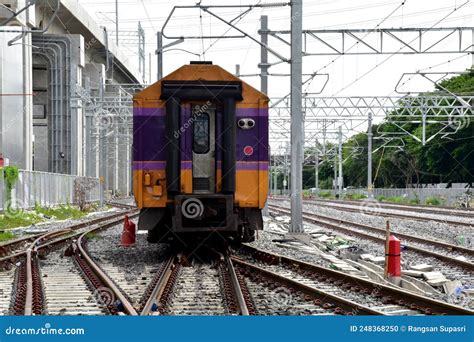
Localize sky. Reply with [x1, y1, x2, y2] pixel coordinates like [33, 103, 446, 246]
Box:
[76, 0, 473, 97]
[76, 0, 474, 148]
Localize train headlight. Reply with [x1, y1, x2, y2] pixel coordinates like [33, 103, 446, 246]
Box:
[237, 118, 255, 130]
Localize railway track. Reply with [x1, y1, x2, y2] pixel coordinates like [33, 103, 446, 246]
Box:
[3, 198, 471, 316]
[269, 204, 474, 288]
[140, 249, 380, 316]
[105, 201, 137, 210]
[306, 197, 474, 218]
[40, 249, 107, 315]
[70, 224, 138, 315]
[233, 256, 380, 315]
[0, 209, 134, 269]
[272, 197, 474, 227]
[234, 245, 473, 315]
[4, 223, 469, 316]
[270, 204, 474, 269]
[139, 251, 251, 316]
[1, 209, 138, 315]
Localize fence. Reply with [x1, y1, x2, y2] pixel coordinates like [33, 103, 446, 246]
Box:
[271, 187, 472, 206]
[0, 169, 102, 211]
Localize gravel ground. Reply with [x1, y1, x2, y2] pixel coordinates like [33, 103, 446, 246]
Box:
[271, 199, 473, 247]
[109, 197, 137, 206]
[86, 219, 169, 305]
[247, 215, 473, 308]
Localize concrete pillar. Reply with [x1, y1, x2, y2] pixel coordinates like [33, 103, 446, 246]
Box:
[0, 30, 33, 170]
[289, 0, 304, 233]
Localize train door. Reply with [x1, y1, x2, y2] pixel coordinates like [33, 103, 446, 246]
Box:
[192, 104, 215, 193]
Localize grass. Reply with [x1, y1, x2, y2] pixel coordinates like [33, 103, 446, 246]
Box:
[375, 195, 420, 205]
[0, 204, 92, 230]
[35, 204, 87, 220]
[0, 210, 44, 229]
[424, 196, 446, 206]
[318, 191, 334, 198]
[85, 232, 102, 240]
[0, 231, 16, 242]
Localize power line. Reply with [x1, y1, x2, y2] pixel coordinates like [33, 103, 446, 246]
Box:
[302, 1, 407, 93]
[331, 0, 471, 96]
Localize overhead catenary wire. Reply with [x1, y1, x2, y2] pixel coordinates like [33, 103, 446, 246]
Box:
[331, 0, 471, 96]
[303, 1, 408, 94]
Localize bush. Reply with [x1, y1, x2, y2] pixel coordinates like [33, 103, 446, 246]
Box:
[425, 197, 445, 206]
[376, 196, 419, 205]
[346, 193, 367, 200]
[319, 191, 333, 198]
[386, 196, 407, 204]
[3, 166, 19, 213]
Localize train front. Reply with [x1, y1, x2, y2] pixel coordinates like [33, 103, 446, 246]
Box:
[132, 62, 269, 243]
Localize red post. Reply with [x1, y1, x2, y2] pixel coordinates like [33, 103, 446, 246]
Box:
[387, 235, 401, 277]
[120, 215, 136, 247]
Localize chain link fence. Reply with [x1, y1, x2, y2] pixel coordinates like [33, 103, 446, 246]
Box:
[0, 169, 102, 211]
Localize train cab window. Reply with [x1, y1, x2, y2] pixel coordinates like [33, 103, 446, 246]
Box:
[193, 113, 210, 154]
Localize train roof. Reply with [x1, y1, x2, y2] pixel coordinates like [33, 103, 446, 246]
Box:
[133, 63, 269, 107]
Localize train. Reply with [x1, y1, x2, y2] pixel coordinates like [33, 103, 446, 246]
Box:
[132, 62, 269, 243]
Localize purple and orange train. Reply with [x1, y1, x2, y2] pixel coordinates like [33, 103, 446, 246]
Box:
[132, 62, 269, 243]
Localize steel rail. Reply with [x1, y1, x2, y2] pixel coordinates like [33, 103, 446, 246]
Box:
[237, 245, 474, 315]
[270, 203, 474, 256]
[24, 228, 71, 315]
[272, 197, 474, 227]
[224, 253, 250, 316]
[74, 231, 138, 316]
[140, 255, 177, 316]
[231, 256, 383, 315]
[306, 198, 474, 218]
[0, 209, 133, 262]
[10, 211, 138, 315]
[269, 204, 474, 271]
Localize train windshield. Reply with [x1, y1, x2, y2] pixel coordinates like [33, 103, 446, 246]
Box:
[193, 112, 210, 154]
